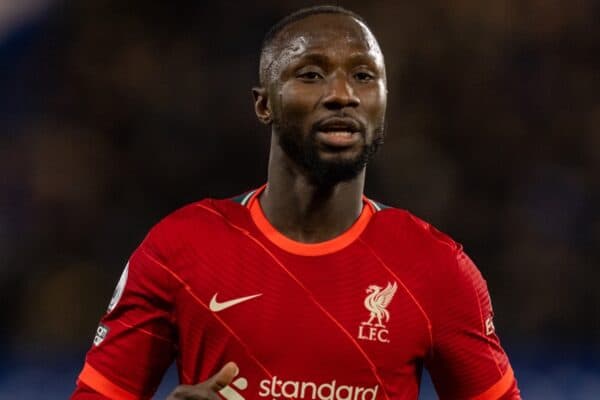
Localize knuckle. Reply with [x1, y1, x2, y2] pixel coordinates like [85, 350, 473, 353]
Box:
[191, 383, 219, 400]
[168, 385, 193, 399]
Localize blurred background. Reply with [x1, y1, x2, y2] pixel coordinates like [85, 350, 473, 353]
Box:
[0, 0, 598, 398]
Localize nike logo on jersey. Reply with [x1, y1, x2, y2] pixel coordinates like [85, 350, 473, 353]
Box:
[209, 293, 262, 312]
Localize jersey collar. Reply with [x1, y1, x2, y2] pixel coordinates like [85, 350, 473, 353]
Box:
[245, 184, 375, 256]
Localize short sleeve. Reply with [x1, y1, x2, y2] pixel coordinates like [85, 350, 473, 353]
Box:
[425, 251, 520, 399]
[72, 242, 178, 400]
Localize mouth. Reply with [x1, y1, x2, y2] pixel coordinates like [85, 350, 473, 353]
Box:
[315, 117, 363, 148]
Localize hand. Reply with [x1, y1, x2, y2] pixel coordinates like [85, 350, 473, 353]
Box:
[167, 362, 239, 400]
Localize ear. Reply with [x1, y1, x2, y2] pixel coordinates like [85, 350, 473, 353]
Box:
[252, 86, 272, 125]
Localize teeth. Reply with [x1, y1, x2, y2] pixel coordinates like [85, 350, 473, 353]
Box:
[324, 131, 352, 137]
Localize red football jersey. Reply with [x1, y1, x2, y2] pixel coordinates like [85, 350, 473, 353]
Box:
[72, 186, 519, 400]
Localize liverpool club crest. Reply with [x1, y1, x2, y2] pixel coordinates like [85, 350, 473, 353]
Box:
[358, 282, 397, 343]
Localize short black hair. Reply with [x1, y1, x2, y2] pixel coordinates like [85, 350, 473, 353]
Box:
[261, 5, 367, 55]
[259, 5, 370, 85]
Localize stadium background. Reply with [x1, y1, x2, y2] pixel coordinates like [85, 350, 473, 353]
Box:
[0, 0, 598, 398]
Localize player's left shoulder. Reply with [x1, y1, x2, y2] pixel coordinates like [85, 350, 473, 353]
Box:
[364, 198, 484, 285]
[365, 198, 461, 255]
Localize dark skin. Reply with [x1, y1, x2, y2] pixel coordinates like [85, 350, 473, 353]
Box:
[166, 13, 386, 399]
[166, 362, 238, 400]
[255, 13, 387, 243]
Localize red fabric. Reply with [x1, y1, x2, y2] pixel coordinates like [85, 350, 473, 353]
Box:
[71, 381, 111, 399]
[72, 189, 520, 399]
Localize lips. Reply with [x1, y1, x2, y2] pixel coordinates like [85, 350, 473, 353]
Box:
[317, 117, 362, 133]
[315, 117, 363, 148]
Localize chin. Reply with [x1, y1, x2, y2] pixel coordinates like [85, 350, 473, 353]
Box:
[277, 128, 378, 185]
[305, 156, 367, 186]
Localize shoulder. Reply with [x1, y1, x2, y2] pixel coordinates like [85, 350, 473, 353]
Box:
[380, 206, 486, 291]
[366, 203, 489, 318]
[151, 193, 249, 234]
[366, 202, 461, 259]
[112, 191, 253, 301]
[141, 193, 251, 261]
[365, 202, 485, 288]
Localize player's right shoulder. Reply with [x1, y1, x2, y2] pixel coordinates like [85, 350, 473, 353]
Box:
[140, 193, 253, 266]
[151, 197, 220, 229]
[148, 186, 260, 233]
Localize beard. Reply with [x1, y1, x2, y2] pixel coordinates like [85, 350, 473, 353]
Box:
[274, 118, 384, 187]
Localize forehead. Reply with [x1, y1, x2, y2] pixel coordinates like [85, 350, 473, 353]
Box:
[273, 14, 384, 66]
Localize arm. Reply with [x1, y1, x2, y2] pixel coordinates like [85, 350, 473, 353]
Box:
[71, 382, 110, 399]
[72, 360, 240, 400]
[425, 251, 520, 400]
[71, 243, 178, 400]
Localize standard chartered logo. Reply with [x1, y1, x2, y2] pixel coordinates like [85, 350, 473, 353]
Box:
[259, 377, 379, 400]
[219, 371, 379, 400]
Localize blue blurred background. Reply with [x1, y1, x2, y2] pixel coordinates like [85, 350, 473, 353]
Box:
[0, 0, 598, 398]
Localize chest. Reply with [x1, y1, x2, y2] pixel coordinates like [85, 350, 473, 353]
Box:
[172, 241, 431, 390]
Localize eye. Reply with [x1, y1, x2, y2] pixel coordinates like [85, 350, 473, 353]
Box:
[354, 71, 375, 82]
[297, 71, 323, 81]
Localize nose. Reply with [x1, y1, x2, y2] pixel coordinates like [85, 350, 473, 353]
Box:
[322, 72, 360, 109]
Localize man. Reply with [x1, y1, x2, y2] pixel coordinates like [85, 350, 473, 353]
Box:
[72, 5, 520, 400]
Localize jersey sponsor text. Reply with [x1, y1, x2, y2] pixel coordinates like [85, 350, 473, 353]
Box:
[258, 377, 378, 400]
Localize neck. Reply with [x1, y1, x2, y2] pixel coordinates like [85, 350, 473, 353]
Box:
[259, 136, 365, 243]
